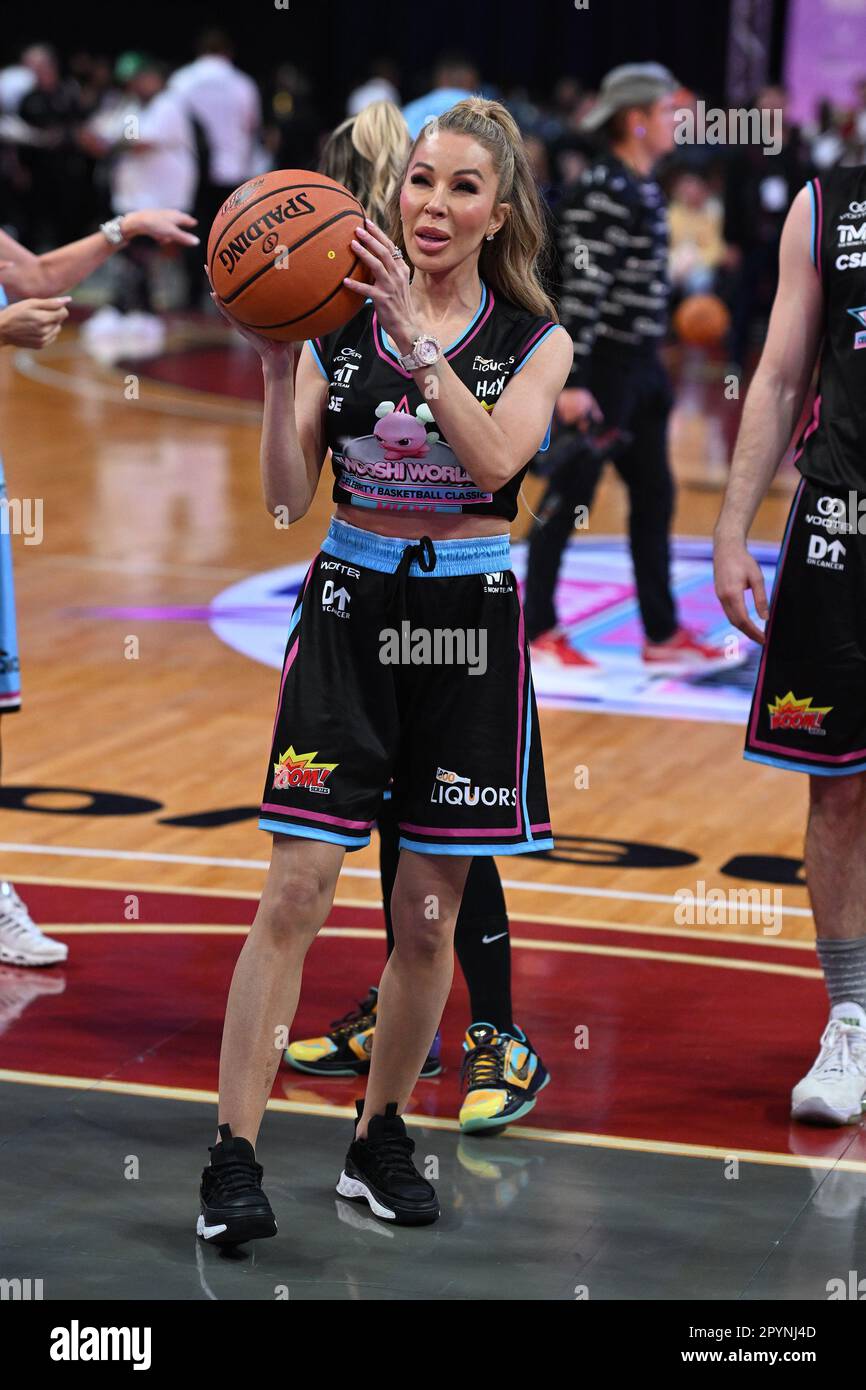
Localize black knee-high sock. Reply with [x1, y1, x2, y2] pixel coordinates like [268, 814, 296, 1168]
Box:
[453, 857, 513, 1035]
[377, 796, 514, 1033]
[378, 795, 400, 956]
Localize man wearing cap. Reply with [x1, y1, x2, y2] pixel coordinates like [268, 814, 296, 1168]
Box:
[525, 63, 724, 672]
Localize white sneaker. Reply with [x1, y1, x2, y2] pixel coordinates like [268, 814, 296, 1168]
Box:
[791, 1003, 866, 1124]
[80, 305, 127, 363]
[0, 883, 68, 966]
[120, 312, 166, 359]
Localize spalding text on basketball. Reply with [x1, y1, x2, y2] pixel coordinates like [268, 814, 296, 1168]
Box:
[218, 194, 316, 275]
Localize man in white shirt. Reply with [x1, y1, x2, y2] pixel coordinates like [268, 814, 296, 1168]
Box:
[0, 48, 37, 114]
[169, 29, 261, 202]
[82, 54, 196, 330]
[168, 31, 261, 309]
[107, 57, 196, 219]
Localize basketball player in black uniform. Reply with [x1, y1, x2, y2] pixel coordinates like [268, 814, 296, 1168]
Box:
[197, 98, 572, 1241]
[715, 166, 866, 1125]
[286, 100, 552, 1138]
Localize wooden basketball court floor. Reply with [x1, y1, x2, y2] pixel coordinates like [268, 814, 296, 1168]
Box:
[1, 315, 863, 1302]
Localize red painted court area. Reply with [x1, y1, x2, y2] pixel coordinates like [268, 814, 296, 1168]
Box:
[1, 881, 860, 1163]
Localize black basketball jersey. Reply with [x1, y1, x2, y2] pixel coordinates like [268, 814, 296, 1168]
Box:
[308, 281, 557, 519]
[795, 166, 866, 490]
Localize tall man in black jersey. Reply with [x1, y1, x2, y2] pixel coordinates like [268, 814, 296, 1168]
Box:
[715, 166, 866, 1125]
[525, 64, 723, 672]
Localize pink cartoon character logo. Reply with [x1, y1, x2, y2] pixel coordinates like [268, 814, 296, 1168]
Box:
[373, 402, 440, 460]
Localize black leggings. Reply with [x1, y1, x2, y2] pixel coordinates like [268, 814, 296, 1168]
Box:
[524, 348, 676, 645]
[377, 796, 514, 1034]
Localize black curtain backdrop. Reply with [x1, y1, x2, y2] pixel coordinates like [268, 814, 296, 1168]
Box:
[2, 0, 790, 126]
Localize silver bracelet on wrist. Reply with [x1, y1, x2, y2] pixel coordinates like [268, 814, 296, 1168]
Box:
[100, 217, 127, 246]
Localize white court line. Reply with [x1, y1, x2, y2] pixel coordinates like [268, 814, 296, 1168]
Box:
[13, 345, 262, 424]
[39, 554, 254, 581]
[0, 840, 815, 917]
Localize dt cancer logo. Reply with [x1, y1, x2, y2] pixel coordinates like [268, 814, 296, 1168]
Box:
[273, 746, 338, 793]
[768, 692, 832, 734]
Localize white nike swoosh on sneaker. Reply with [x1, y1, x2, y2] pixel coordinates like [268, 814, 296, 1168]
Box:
[196, 1217, 228, 1239]
[482, 932, 508, 944]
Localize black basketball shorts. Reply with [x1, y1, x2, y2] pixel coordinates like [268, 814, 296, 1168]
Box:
[259, 517, 553, 854]
[745, 476, 866, 776]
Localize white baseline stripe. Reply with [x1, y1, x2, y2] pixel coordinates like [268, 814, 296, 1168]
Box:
[13, 346, 262, 424]
[0, 841, 814, 917]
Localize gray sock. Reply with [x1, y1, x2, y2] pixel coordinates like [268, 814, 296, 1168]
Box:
[816, 936, 866, 1013]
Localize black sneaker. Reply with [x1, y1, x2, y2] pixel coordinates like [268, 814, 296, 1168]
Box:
[196, 1123, 278, 1246]
[336, 1101, 440, 1226]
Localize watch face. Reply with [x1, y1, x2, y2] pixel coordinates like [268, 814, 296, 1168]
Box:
[416, 336, 440, 365]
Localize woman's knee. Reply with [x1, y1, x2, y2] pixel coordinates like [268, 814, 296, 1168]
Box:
[255, 838, 342, 944]
[388, 851, 469, 958]
[390, 891, 455, 959]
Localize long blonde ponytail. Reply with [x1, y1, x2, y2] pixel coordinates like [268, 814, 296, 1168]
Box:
[319, 101, 410, 226]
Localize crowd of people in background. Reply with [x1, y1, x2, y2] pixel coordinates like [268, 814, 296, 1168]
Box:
[1, 30, 863, 367]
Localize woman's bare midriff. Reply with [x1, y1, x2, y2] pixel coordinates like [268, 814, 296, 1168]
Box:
[334, 502, 510, 541]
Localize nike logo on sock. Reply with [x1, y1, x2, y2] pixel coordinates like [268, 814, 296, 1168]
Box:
[482, 932, 508, 944]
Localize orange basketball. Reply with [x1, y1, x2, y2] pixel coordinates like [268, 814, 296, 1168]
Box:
[207, 170, 373, 341]
[672, 293, 731, 348]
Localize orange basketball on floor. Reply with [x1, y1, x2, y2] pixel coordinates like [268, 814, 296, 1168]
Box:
[207, 170, 373, 341]
[672, 293, 731, 348]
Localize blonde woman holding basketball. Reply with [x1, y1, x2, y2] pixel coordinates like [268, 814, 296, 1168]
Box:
[289, 100, 556, 1145]
[198, 98, 572, 1242]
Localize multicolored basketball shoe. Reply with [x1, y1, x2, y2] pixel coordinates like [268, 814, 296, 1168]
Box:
[284, 986, 442, 1078]
[459, 1022, 550, 1134]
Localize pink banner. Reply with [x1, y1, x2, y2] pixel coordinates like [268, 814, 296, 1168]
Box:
[785, 0, 866, 123]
